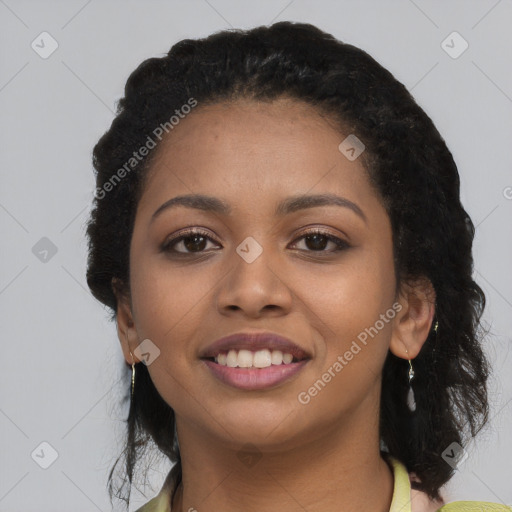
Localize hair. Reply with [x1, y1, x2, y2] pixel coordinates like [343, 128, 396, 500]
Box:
[86, 21, 490, 508]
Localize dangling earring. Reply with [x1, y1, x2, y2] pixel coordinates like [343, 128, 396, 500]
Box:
[125, 330, 136, 400]
[431, 319, 439, 363]
[129, 350, 136, 400]
[406, 352, 416, 412]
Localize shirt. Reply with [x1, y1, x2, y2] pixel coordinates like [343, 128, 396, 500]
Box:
[135, 455, 512, 512]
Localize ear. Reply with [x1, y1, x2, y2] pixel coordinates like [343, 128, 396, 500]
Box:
[389, 276, 436, 360]
[112, 277, 142, 365]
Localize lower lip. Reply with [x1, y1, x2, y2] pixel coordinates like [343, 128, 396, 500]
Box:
[202, 359, 309, 390]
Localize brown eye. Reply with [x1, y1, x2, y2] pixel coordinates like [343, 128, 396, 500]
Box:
[162, 229, 220, 254]
[291, 229, 349, 253]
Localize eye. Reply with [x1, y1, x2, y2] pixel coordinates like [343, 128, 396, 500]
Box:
[161, 227, 350, 256]
[161, 228, 221, 255]
[290, 228, 350, 253]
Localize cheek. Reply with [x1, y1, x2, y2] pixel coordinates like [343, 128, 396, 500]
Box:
[298, 248, 396, 395]
[130, 255, 207, 339]
[306, 248, 395, 329]
[294, 271, 394, 422]
[128, 256, 210, 393]
[129, 266, 203, 411]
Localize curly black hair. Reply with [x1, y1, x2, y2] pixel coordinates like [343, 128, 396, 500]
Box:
[85, 21, 490, 508]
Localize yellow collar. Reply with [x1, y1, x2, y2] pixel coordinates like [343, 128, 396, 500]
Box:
[135, 455, 511, 512]
[385, 454, 414, 512]
[136, 454, 412, 512]
[383, 455, 512, 512]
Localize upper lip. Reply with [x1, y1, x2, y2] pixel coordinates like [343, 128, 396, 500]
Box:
[199, 331, 311, 360]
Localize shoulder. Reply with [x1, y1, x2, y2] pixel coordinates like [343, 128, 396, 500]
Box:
[436, 502, 512, 511]
[133, 491, 171, 512]
[410, 486, 445, 512]
[133, 470, 174, 512]
[386, 454, 511, 512]
[409, 474, 511, 512]
[411, 488, 512, 512]
[409, 469, 511, 511]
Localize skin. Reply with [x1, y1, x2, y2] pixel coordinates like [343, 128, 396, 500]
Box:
[115, 97, 435, 512]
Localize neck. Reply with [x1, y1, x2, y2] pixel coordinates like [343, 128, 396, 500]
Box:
[173, 408, 394, 512]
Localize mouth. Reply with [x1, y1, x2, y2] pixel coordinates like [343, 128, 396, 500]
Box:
[199, 332, 311, 390]
[203, 348, 303, 368]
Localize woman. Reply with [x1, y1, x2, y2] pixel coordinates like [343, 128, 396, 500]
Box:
[86, 21, 511, 512]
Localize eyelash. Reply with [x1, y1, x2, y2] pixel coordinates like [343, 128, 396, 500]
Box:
[161, 227, 350, 256]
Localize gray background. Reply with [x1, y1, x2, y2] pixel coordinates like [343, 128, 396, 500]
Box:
[1, 0, 511, 510]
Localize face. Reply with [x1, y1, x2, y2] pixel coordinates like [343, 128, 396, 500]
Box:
[122, 97, 400, 451]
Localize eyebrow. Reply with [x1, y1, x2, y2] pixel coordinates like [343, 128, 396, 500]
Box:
[151, 193, 367, 223]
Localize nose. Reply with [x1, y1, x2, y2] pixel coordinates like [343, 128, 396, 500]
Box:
[215, 244, 293, 318]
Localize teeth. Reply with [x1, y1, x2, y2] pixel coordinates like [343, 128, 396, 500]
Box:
[226, 350, 238, 367]
[271, 350, 283, 365]
[253, 349, 272, 368]
[214, 349, 296, 368]
[283, 353, 293, 364]
[237, 349, 253, 368]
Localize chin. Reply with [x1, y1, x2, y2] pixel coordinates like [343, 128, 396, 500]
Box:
[207, 400, 310, 449]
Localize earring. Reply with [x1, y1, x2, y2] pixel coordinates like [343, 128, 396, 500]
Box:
[432, 319, 439, 362]
[406, 356, 416, 412]
[129, 350, 136, 399]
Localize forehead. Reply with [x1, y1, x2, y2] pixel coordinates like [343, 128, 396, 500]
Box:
[138, 97, 377, 215]
[151, 97, 342, 161]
